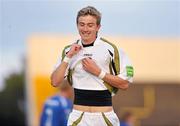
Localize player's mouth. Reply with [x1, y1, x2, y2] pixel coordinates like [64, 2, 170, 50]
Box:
[82, 32, 91, 37]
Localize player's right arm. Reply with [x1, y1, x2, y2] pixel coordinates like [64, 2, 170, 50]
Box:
[51, 44, 81, 87]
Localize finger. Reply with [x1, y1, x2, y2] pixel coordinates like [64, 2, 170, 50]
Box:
[82, 62, 86, 68]
[82, 63, 87, 70]
[75, 45, 82, 51]
[83, 67, 87, 71]
[75, 47, 78, 51]
[85, 58, 92, 63]
[78, 45, 82, 51]
[73, 44, 81, 47]
[72, 44, 79, 48]
[86, 57, 92, 61]
[82, 58, 88, 64]
[82, 60, 86, 67]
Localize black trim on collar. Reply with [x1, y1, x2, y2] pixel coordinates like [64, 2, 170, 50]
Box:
[82, 41, 94, 47]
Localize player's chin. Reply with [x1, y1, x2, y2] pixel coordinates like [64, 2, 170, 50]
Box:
[81, 35, 91, 40]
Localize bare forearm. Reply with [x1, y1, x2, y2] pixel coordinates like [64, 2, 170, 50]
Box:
[102, 73, 129, 90]
[81, 58, 129, 90]
[51, 61, 68, 87]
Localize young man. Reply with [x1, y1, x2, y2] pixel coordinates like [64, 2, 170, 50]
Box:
[40, 81, 73, 126]
[51, 6, 134, 126]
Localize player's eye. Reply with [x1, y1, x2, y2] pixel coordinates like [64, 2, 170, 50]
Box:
[88, 24, 94, 27]
[79, 23, 85, 27]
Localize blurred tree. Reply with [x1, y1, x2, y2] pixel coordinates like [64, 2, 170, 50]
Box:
[0, 71, 25, 126]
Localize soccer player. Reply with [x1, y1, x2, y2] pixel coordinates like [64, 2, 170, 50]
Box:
[51, 6, 134, 126]
[40, 81, 73, 126]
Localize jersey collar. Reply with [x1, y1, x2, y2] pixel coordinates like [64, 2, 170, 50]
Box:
[78, 36, 101, 47]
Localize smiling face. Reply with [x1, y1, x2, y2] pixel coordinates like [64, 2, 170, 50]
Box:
[77, 15, 101, 44]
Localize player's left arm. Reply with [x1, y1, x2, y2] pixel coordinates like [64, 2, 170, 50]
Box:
[82, 50, 133, 90]
[103, 73, 130, 90]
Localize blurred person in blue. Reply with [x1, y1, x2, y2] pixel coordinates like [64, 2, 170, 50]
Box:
[40, 80, 73, 126]
[120, 112, 135, 126]
[51, 6, 134, 126]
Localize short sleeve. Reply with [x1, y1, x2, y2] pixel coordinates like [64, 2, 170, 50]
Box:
[117, 49, 134, 83]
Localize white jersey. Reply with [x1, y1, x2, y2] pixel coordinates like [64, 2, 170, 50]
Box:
[54, 36, 133, 91]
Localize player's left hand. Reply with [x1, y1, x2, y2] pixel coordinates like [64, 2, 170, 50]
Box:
[82, 57, 101, 76]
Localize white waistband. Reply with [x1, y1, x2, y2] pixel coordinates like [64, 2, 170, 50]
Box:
[72, 109, 115, 116]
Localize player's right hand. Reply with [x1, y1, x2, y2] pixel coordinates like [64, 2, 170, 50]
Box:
[66, 44, 82, 58]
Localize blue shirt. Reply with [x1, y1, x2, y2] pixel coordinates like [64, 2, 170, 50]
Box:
[40, 95, 73, 126]
[120, 121, 130, 126]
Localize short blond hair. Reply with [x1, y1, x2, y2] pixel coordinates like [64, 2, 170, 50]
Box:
[76, 6, 101, 25]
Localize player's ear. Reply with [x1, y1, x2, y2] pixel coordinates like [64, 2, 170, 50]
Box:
[97, 24, 101, 31]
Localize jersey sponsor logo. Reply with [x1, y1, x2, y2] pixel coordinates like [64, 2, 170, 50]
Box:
[83, 53, 93, 57]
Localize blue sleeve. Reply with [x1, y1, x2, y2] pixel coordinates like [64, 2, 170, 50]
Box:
[120, 121, 128, 126]
[40, 104, 67, 126]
